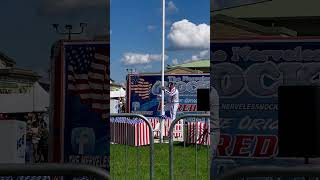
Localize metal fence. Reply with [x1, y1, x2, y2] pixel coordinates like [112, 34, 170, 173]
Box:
[168, 114, 211, 180]
[110, 113, 154, 180]
[217, 166, 320, 180]
[0, 164, 109, 180]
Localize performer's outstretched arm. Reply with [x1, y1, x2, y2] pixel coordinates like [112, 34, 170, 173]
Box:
[164, 88, 177, 96]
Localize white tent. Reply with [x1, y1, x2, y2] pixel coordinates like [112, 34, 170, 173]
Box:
[0, 82, 49, 113]
[110, 99, 119, 113]
[110, 88, 126, 98]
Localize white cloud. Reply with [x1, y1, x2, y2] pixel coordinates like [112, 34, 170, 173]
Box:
[132, 64, 153, 73]
[179, 50, 210, 63]
[121, 53, 168, 65]
[167, 1, 178, 13]
[172, 59, 179, 65]
[191, 50, 210, 61]
[147, 25, 156, 32]
[167, 19, 209, 50]
[143, 65, 153, 69]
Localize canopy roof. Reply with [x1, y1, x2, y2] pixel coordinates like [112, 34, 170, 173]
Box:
[213, 0, 320, 18]
[0, 82, 49, 113]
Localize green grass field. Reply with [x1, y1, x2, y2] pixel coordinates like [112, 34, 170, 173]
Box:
[110, 142, 210, 180]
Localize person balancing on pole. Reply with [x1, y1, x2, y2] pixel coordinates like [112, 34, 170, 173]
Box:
[155, 82, 180, 138]
[161, 82, 179, 120]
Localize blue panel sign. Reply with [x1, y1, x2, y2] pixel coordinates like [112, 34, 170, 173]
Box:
[128, 74, 210, 117]
[211, 39, 320, 179]
[63, 41, 110, 171]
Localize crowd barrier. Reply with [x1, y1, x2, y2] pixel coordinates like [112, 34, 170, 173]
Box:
[168, 114, 211, 180]
[0, 164, 109, 180]
[110, 113, 154, 180]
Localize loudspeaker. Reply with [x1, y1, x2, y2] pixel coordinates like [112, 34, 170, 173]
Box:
[278, 86, 320, 157]
[197, 89, 210, 111]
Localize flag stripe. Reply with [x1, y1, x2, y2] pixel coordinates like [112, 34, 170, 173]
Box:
[89, 69, 105, 75]
[68, 87, 108, 95]
[66, 48, 108, 112]
[91, 63, 106, 70]
[68, 71, 105, 81]
[68, 78, 105, 85]
[68, 82, 104, 91]
[95, 54, 108, 61]
[88, 72, 105, 80]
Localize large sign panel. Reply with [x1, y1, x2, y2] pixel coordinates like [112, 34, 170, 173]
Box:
[51, 40, 110, 174]
[63, 41, 110, 171]
[211, 39, 320, 179]
[127, 74, 210, 117]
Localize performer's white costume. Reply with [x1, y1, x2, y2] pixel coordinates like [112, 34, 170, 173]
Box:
[155, 86, 180, 137]
[164, 87, 179, 120]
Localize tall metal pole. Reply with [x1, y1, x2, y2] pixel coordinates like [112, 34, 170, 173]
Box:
[160, 0, 166, 144]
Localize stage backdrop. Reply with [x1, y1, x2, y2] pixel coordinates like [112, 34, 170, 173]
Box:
[127, 74, 210, 117]
[211, 38, 320, 179]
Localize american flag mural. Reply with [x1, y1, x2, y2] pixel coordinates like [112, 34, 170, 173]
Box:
[66, 44, 109, 115]
[130, 78, 152, 100]
[55, 41, 110, 174]
[186, 121, 210, 145]
[110, 117, 150, 146]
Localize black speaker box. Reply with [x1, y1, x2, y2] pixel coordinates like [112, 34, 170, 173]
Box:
[278, 86, 320, 157]
[197, 89, 210, 111]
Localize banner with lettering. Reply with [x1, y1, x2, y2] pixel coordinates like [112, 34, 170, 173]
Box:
[0, 81, 32, 94]
[127, 74, 210, 117]
[62, 41, 110, 172]
[211, 39, 320, 179]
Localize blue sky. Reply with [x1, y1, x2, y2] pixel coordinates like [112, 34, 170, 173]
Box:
[0, 0, 262, 84]
[110, 1, 210, 83]
[0, 0, 107, 82]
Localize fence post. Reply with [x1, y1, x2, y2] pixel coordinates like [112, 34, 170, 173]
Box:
[110, 113, 154, 180]
[168, 114, 210, 180]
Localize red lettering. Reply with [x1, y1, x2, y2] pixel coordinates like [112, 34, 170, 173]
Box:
[217, 135, 232, 156]
[190, 104, 197, 111]
[156, 104, 199, 112]
[253, 136, 277, 157]
[183, 104, 189, 111]
[231, 135, 254, 157]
